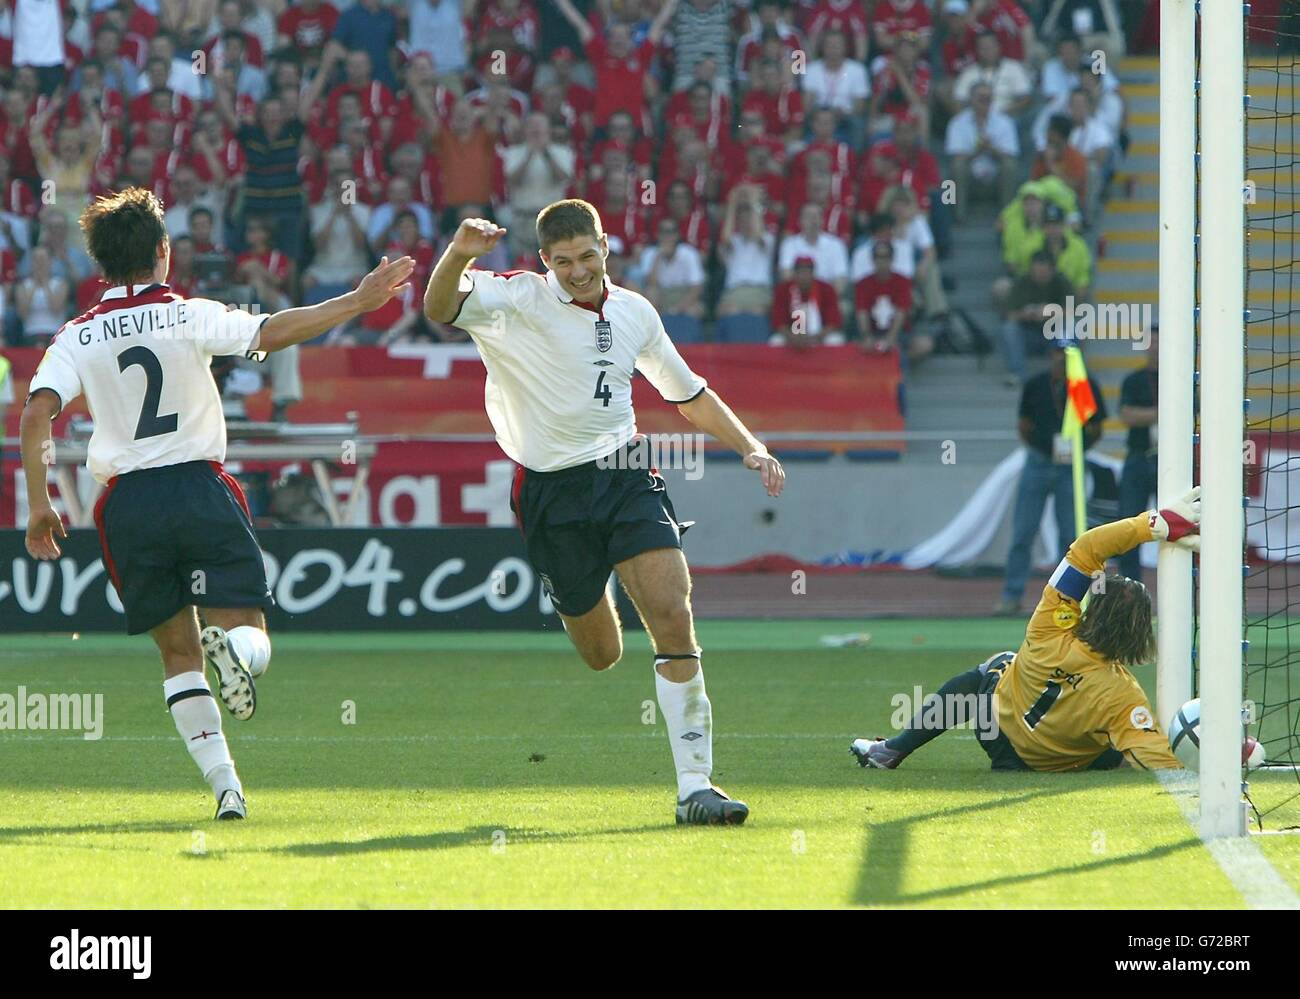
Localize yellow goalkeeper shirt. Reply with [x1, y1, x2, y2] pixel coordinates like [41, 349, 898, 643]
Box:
[993, 514, 1183, 771]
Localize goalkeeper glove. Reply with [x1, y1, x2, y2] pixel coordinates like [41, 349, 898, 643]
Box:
[1148, 486, 1201, 551]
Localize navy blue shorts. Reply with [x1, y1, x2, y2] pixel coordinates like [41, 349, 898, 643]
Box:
[94, 460, 274, 635]
[509, 441, 691, 617]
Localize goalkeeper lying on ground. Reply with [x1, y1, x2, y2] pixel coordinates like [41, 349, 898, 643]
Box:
[851, 489, 1202, 772]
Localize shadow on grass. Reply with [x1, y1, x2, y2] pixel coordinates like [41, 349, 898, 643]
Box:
[853, 785, 1202, 907]
[254, 823, 671, 858]
[0, 820, 198, 842]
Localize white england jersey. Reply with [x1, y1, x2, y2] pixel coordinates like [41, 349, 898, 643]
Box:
[27, 283, 268, 485]
[453, 268, 707, 472]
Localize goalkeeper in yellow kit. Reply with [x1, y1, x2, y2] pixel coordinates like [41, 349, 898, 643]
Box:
[851, 489, 1202, 772]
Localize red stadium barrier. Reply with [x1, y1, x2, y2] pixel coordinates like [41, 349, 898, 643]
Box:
[1, 344, 903, 526]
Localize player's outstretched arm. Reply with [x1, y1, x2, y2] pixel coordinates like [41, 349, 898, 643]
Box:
[424, 218, 508, 323]
[256, 256, 414, 353]
[19, 389, 68, 560]
[677, 388, 786, 497]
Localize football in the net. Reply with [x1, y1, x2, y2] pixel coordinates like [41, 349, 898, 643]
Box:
[1168, 698, 1266, 771]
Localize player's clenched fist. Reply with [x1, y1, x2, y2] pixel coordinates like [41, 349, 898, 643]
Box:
[353, 255, 415, 311]
[451, 218, 508, 258]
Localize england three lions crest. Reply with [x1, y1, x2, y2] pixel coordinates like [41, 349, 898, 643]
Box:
[594, 319, 613, 352]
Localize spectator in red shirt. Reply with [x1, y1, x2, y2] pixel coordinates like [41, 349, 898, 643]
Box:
[166, 235, 200, 299]
[770, 255, 844, 348]
[94, 0, 159, 42]
[544, 46, 595, 131]
[187, 206, 233, 276]
[115, 145, 164, 204]
[855, 241, 925, 358]
[727, 138, 786, 221]
[188, 108, 246, 188]
[127, 58, 195, 132]
[553, 0, 673, 128]
[277, 0, 340, 70]
[97, 7, 150, 70]
[666, 80, 731, 152]
[871, 0, 934, 52]
[395, 52, 457, 141]
[971, 0, 1034, 63]
[595, 110, 654, 182]
[869, 33, 931, 137]
[321, 50, 398, 140]
[659, 179, 712, 253]
[938, 0, 978, 95]
[735, 0, 805, 85]
[206, 0, 266, 68]
[236, 214, 303, 416]
[741, 58, 805, 147]
[464, 74, 530, 142]
[792, 107, 855, 183]
[474, 0, 541, 53]
[859, 113, 941, 221]
[806, 0, 869, 62]
[65, 61, 126, 128]
[0, 154, 37, 225]
[365, 209, 439, 343]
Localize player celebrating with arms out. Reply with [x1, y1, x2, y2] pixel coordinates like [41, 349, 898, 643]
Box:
[851, 490, 1202, 772]
[21, 188, 413, 819]
[424, 200, 785, 825]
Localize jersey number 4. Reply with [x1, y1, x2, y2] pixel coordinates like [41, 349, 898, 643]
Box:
[118, 346, 179, 440]
[593, 370, 612, 408]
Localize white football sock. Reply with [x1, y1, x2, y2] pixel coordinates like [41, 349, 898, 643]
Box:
[654, 655, 712, 800]
[227, 626, 271, 678]
[163, 671, 242, 798]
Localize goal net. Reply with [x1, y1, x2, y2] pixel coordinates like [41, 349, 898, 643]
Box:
[1242, 5, 1300, 831]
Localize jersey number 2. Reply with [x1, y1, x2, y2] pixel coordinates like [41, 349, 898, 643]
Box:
[118, 346, 179, 440]
[593, 371, 612, 408]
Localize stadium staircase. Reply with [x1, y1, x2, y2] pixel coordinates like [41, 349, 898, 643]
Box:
[1089, 55, 1300, 456]
[1087, 55, 1160, 457]
[902, 213, 1020, 466]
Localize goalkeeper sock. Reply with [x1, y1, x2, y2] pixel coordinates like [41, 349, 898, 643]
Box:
[163, 671, 242, 798]
[655, 655, 712, 800]
[227, 626, 271, 678]
[886, 666, 984, 757]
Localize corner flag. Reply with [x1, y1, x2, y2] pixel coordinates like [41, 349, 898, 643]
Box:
[1061, 345, 1097, 542]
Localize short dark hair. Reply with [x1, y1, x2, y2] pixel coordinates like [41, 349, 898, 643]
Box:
[1075, 576, 1156, 666]
[80, 188, 168, 284]
[536, 198, 603, 251]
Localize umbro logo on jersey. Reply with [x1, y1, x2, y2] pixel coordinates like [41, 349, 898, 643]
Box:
[594, 319, 613, 353]
[593, 360, 614, 366]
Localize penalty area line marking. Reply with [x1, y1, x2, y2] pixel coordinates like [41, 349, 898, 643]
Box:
[1157, 770, 1300, 910]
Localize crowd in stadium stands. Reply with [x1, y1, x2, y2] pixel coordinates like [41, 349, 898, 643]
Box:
[0, 0, 1151, 415]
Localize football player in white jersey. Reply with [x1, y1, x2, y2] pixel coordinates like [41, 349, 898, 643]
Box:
[424, 199, 785, 825]
[20, 188, 414, 819]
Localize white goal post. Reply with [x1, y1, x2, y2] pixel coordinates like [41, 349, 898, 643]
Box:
[1159, 0, 1246, 837]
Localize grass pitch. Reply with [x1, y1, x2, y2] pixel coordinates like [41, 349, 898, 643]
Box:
[0, 619, 1294, 908]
